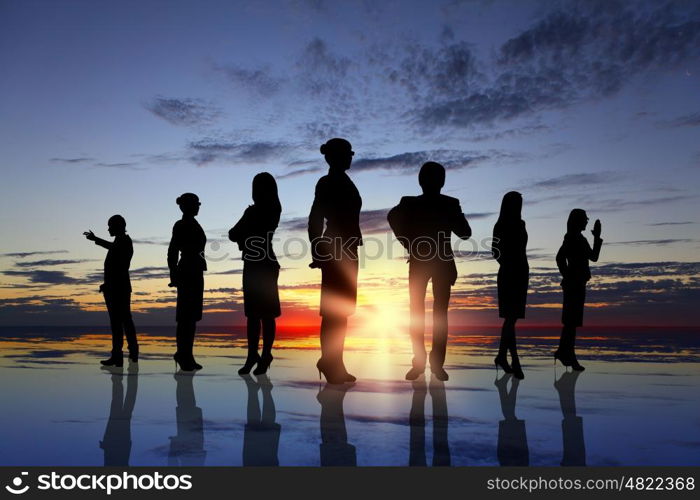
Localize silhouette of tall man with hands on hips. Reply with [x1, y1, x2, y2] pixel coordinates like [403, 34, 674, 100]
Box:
[388, 162, 471, 381]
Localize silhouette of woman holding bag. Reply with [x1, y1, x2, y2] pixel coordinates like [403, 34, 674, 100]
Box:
[168, 193, 207, 371]
[229, 172, 282, 375]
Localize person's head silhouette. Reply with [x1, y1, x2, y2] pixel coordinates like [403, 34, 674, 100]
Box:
[418, 161, 445, 195]
[498, 191, 523, 223]
[177, 193, 201, 217]
[320, 138, 354, 173]
[252, 172, 281, 212]
[107, 215, 127, 237]
[566, 208, 588, 233]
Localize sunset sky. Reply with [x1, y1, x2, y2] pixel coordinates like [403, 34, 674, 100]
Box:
[1, 0, 699, 327]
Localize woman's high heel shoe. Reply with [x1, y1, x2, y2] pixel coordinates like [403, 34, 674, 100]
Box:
[570, 354, 585, 372]
[316, 359, 345, 384]
[253, 353, 273, 375]
[173, 353, 196, 371]
[238, 353, 261, 375]
[553, 350, 572, 367]
[494, 355, 513, 373]
[511, 357, 524, 380]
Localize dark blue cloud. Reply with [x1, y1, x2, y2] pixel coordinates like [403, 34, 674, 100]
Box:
[145, 96, 222, 127]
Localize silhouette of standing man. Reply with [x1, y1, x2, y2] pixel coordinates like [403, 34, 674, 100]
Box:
[168, 193, 206, 371]
[84, 215, 138, 367]
[308, 138, 362, 384]
[388, 162, 471, 381]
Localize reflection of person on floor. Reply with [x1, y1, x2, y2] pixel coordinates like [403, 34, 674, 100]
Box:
[241, 374, 281, 466]
[408, 376, 451, 466]
[317, 383, 356, 466]
[168, 372, 206, 466]
[100, 364, 138, 465]
[494, 373, 529, 466]
[555, 371, 586, 466]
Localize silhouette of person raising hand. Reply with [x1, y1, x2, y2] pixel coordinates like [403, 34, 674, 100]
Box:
[84, 215, 138, 367]
[555, 209, 602, 371]
[229, 173, 282, 376]
[168, 193, 206, 371]
[308, 138, 362, 384]
[388, 162, 471, 381]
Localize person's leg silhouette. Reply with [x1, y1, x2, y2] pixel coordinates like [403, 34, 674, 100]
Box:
[408, 262, 430, 379]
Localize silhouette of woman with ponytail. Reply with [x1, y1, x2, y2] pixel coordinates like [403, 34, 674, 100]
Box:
[168, 193, 206, 371]
[555, 209, 602, 371]
[308, 138, 362, 384]
[229, 172, 282, 375]
[492, 191, 528, 379]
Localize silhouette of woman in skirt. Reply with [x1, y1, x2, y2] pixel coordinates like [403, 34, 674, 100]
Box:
[229, 172, 282, 376]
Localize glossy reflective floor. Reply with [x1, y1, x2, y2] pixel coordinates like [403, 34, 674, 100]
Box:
[0, 326, 698, 466]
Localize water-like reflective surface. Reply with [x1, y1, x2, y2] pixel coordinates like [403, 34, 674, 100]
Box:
[1, 326, 698, 466]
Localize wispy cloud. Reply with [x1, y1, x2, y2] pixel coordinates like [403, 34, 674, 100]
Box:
[657, 112, 700, 128]
[144, 96, 222, 127]
[213, 64, 284, 97]
[2, 270, 82, 285]
[50, 157, 94, 164]
[1, 250, 68, 259]
[527, 172, 619, 190]
[188, 139, 292, 166]
[13, 259, 91, 268]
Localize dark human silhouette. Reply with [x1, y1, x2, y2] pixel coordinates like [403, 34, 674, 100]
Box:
[84, 215, 138, 367]
[308, 138, 362, 384]
[409, 377, 451, 466]
[492, 192, 529, 379]
[555, 209, 602, 371]
[168, 372, 206, 466]
[317, 383, 356, 466]
[241, 374, 281, 466]
[494, 373, 529, 466]
[100, 364, 138, 466]
[229, 173, 282, 376]
[388, 162, 471, 381]
[555, 371, 586, 466]
[168, 193, 207, 372]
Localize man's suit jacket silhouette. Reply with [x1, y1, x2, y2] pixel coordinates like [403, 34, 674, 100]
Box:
[387, 194, 471, 263]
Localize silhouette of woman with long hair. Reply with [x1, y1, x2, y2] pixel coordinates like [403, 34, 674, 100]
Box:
[168, 193, 207, 371]
[229, 173, 281, 375]
[84, 215, 138, 367]
[308, 138, 362, 384]
[494, 373, 529, 466]
[492, 191, 528, 379]
[241, 374, 281, 466]
[555, 209, 602, 371]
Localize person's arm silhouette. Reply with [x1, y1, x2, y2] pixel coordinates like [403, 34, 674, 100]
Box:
[84, 230, 113, 249]
[308, 177, 328, 268]
[450, 201, 471, 240]
[387, 198, 411, 250]
[229, 206, 251, 251]
[167, 222, 181, 287]
[556, 241, 568, 283]
[590, 219, 603, 261]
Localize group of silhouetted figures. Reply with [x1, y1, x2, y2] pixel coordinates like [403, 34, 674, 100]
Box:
[100, 364, 586, 467]
[84, 137, 603, 381]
